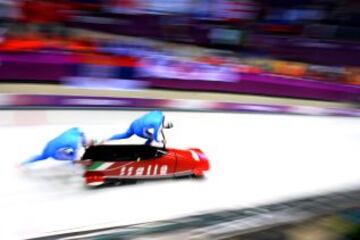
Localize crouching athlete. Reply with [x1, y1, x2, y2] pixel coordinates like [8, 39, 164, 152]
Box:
[22, 127, 95, 165]
[108, 110, 173, 146]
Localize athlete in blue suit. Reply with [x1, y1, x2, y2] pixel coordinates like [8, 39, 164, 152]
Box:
[22, 127, 91, 165]
[108, 110, 173, 145]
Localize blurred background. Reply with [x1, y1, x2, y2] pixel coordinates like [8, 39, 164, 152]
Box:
[0, 0, 359, 103]
[0, 1, 359, 239]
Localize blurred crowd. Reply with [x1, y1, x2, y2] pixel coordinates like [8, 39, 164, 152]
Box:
[0, 0, 359, 86]
[1, 0, 358, 37]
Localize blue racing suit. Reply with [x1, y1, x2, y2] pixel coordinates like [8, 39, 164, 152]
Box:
[23, 127, 86, 165]
[109, 110, 165, 144]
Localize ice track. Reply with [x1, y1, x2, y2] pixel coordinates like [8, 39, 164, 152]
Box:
[0, 110, 359, 239]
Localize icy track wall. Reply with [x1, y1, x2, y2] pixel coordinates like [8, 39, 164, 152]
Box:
[1, 109, 360, 239]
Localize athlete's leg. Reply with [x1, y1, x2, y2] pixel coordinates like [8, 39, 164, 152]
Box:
[22, 154, 48, 165]
[144, 130, 154, 145]
[108, 127, 134, 141]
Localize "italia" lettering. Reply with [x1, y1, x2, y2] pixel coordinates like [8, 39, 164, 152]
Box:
[119, 165, 168, 176]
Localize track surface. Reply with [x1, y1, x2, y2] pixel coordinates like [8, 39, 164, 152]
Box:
[0, 110, 359, 239]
